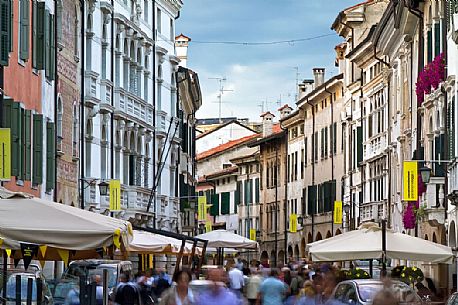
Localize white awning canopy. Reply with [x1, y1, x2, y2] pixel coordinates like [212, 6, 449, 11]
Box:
[196, 230, 258, 249]
[307, 223, 453, 264]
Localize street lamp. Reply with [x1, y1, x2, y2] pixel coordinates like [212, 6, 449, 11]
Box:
[419, 166, 432, 184]
[298, 216, 304, 226]
[98, 181, 110, 196]
[343, 204, 351, 214]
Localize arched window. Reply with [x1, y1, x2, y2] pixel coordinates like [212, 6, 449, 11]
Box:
[144, 143, 150, 187]
[129, 41, 136, 93]
[123, 132, 129, 185]
[72, 104, 78, 157]
[86, 13, 93, 70]
[56, 0, 63, 46]
[144, 0, 149, 22]
[144, 55, 149, 101]
[101, 125, 108, 179]
[129, 132, 136, 185]
[74, 4, 79, 58]
[102, 25, 107, 79]
[115, 130, 121, 179]
[171, 73, 176, 117]
[123, 39, 129, 88]
[157, 65, 162, 110]
[85, 119, 93, 177]
[57, 96, 63, 139]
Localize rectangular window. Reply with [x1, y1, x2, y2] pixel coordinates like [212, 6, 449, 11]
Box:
[156, 8, 162, 34]
[427, 28, 433, 63]
[307, 185, 317, 215]
[301, 148, 304, 179]
[170, 18, 174, 40]
[304, 137, 308, 166]
[294, 151, 298, 180]
[434, 22, 441, 57]
[210, 193, 219, 216]
[255, 178, 260, 203]
[357, 126, 363, 166]
[32, 114, 43, 184]
[46, 121, 55, 192]
[220, 192, 230, 215]
[333, 122, 337, 154]
[19, 0, 30, 61]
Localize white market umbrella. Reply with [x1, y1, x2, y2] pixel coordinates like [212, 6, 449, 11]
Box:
[206, 247, 238, 254]
[129, 230, 200, 255]
[196, 230, 258, 249]
[307, 222, 453, 264]
[0, 188, 132, 260]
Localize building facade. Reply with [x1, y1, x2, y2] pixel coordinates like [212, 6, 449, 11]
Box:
[80, 0, 184, 232]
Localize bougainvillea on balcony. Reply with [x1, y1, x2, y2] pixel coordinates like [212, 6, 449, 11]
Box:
[402, 174, 426, 230]
[415, 53, 445, 105]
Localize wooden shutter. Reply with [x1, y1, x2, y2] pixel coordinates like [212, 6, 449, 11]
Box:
[2, 97, 12, 128]
[49, 14, 55, 80]
[307, 185, 317, 215]
[333, 122, 337, 154]
[255, 178, 260, 203]
[46, 122, 55, 191]
[44, 9, 50, 78]
[427, 29, 433, 63]
[32, 0, 37, 67]
[24, 110, 31, 180]
[210, 193, 219, 216]
[356, 126, 363, 166]
[0, 0, 11, 66]
[11, 103, 22, 177]
[434, 22, 441, 57]
[19, 0, 30, 61]
[221, 192, 230, 215]
[35, 1, 45, 69]
[32, 114, 43, 184]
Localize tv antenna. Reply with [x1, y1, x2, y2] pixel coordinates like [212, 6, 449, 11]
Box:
[209, 77, 234, 123]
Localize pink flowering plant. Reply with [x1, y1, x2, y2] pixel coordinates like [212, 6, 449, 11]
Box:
[403, 174, 427, 230]
[415, 53, 445, 105]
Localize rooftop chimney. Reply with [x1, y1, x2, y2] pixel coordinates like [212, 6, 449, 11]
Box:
[298, 79, 314, 100]
[313, 68, 325, 87]
[175, 33, 191, 67]
[278, 104, 293, 119]
[260, 111, 275, 137]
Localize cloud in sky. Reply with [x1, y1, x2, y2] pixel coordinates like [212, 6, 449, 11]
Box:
[176, 0, 358, 121]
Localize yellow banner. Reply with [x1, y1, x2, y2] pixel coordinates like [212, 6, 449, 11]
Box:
[109, 180, 121, 211]
[0, 128, 11, 180]
[334, 201, 343, 224]
[290, 214, 297, 233]
[250, 229, 256, 241]
[205, 221, 212, 232]
[403, 161, 418, 201]
[198, 196, 206, 221]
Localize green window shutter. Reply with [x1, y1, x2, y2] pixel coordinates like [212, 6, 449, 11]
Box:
[11, 103, 22, 177]
[19, 0, 30, 61]
[255, 178, 260, 203]
[24, 110, 31, 180]
[0, 0, 11, 66]
[2, 97, 12, 128]
[221, 192, 230, 215]
[34, 1, 45, 69]
[46, 121, 55, 191]
[32, 114, 43, 184]
[307, 185, 317, 215]
[210, 193, 219, 216]
[357, 126, 363, 166]
[427, 29, 433, 63]
[235, 181, 241, 205]
[32, 0, 37, 67]
[49, 14, 55, 80]
[44, 9, 50, 78]
[434, 22, 441, 57]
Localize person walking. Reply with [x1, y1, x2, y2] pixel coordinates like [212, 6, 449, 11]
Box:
[228, 262, 245, 297]
[246, 269, 263, 305]
[258, 269, 287, 305]
[114, 273, 140, 305]
[159, 270, 195, 305]
[197, 268, 241, 305]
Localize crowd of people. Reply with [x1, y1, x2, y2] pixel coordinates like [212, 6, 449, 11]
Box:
[66, 259, 443, 305]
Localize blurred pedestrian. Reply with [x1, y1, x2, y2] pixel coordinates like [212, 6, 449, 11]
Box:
[93, 274, 104, 305]
[246, 269, 263, 305]
[197, 268, 241, 305]
[159, 270, 194, 305]
[296, 280, 316, 305]
[228, 261, 245, 296]
[290, 268, 305, 296]
[372, 290, 399, 305]
[114, 273, 141, 305]
[258, 269, 287, 305]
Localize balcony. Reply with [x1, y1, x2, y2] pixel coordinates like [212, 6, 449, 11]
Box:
[113, 88, 153, 128]
[99, 80, 114, 113]
[84, 71, 100, 107]
[156, 111, 168, 138]
[360, 200, 386, 223]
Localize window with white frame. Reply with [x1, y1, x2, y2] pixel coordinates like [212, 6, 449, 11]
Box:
[144, 0, 148, 22]
[156, 8, 162, 34]
[171, 73, 176, 117]
[157, 64, 162, 110]
[101, 125, 108, 179]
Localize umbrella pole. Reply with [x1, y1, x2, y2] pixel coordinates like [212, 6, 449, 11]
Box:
[175, 240, 186, 275]
[189, 241, 197, 269]
[2, 250, 6, 305]
[382, 219, 387, 274]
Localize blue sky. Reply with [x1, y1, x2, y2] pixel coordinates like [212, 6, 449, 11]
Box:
[176, 0, 358, 121]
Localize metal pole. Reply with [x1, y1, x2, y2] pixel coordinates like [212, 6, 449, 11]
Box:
[3, 251, 7, 305]
[382, 219, 387, 273]
[102, 269, 108, 305]
[274, 145, 278, 267]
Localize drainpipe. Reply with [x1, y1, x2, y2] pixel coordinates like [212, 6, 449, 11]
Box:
[274, 144, 278, 266]
[283, 129, 288, 264]
[79, 0, 85, 210]
[306, 98, 315, 239]
[54, 0, 59, 203]
[152, 0, 157, 228]
[441, 1, 448, 229]
[324, 84, 334, 236]
[110, 0, 114, 182]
